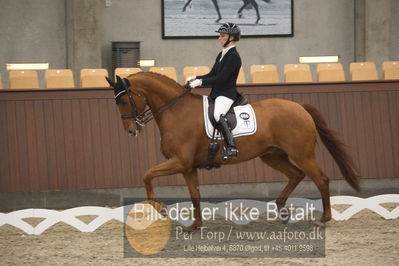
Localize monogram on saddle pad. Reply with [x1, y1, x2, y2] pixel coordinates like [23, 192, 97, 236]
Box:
[203, 94, 257, 139]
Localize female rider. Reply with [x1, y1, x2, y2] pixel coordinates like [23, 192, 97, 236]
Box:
[188, 23, 242, 161]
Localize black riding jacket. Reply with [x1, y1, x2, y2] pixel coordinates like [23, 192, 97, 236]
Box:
[197, 47, 242, 101]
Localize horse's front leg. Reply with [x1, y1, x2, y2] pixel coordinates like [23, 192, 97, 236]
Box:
[183, 169, 202, 231]
[250, 0, 261, 24]
[143, 158, 184, 201]
[182, 0, 192, 12]
[237, 1, 248, 18]
[211, 0, 222, 22]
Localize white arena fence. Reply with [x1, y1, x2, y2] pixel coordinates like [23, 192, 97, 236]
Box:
[0, 195, 398, 235]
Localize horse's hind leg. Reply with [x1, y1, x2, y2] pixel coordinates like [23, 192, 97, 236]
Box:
[293, 156, 331, 226]
[260, 152, 305, 211]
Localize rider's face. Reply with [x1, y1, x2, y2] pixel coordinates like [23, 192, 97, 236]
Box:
[218, 33, 231, 47]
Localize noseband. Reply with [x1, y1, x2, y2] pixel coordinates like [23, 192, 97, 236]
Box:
[116, 88, 150, 129]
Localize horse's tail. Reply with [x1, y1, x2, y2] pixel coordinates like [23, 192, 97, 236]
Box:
[300, 103, 361, 191]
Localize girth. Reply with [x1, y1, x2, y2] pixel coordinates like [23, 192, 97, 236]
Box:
[198, 93, 248, 170]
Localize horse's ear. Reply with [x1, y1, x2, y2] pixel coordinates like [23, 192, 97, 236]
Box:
[116, 75, 131, 90]
[116, 75, 125, 90]
[123, 78, 131, 88]
[106, 76, 123, 97]
[105, 76, 116, 88]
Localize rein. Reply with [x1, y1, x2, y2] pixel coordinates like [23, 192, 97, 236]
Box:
[122, 83, 192, 127]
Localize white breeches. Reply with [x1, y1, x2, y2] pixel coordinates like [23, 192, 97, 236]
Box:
[214, 96, 234, 122]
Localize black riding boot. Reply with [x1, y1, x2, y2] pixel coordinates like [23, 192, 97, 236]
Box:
[218, 115, 238, 161]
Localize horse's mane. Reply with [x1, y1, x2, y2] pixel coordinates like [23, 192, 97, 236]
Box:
[127, 71, 184, 92]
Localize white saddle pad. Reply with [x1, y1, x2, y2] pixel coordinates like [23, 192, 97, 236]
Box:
[203, 96, 257, 139]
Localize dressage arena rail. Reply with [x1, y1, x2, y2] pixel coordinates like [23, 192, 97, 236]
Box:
[1, 195, 398, 235]
[0, 80, 399, 193]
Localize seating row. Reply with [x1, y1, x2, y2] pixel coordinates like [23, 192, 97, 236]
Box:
[1, 61, 398, 89]
[251, 61, 399, 83]
[0, 67, 244, 89]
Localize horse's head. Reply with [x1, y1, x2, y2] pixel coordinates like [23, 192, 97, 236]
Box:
[106, 75, 147, 136]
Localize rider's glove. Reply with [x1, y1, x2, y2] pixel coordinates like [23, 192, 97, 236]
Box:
[189, 79, 202, 88]
[185, 76, 196, 83]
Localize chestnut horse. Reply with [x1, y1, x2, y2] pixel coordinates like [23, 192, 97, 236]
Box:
[106, 72, 360, 229]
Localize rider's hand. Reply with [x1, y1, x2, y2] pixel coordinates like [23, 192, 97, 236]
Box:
[189, 79, 202, 88]
[185, 76, 196, 83]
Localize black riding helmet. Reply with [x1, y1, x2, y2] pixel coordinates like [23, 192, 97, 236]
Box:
[216, 23, 241, 47]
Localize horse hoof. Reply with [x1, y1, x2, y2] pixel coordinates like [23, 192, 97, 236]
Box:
[183, 223, 202, 232]
[141, 200, 168, 215]
[314, 220, 326, 228]
[282, 215, 290, 224]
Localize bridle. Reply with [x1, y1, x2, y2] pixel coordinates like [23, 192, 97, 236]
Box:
[119, 88, 149, 129]
[116, 82, 192, 130]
